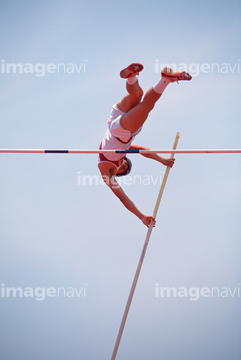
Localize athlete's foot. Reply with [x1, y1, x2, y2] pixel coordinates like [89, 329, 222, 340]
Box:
[161, 67, 192, 82]
[120, 63, 144, 79]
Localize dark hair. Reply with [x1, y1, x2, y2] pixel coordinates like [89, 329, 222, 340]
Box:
[115, 157, 132, 177]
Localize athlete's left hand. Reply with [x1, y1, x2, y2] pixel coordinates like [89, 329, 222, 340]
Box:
[141, 215, 156, 228]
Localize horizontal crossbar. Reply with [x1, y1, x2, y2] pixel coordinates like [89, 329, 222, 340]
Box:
[0, 149, 241, 154]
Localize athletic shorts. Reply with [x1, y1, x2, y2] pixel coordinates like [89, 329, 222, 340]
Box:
[98, 104, 142, 164]
[107, 104, 141, 143]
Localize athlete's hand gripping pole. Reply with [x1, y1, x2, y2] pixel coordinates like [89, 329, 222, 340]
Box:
[111, 132, 181, 360]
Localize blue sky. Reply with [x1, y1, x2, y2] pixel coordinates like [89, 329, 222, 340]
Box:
[1, 0, 241, 359]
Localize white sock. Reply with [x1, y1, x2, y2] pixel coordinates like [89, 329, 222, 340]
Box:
[127, 75, 137, 85]
[153, 77, 171, 94]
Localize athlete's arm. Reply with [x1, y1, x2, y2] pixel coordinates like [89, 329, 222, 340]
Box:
[98, 163, 155, 227]
[130, 144, 175, 167]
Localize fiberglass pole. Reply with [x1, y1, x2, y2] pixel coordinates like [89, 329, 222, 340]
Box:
[111, 132, 180, 360]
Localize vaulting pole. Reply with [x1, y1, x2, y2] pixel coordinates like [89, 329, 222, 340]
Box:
[110, 132, 180, 360]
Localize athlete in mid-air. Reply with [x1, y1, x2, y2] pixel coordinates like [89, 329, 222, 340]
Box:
[98, 63, 192, 227]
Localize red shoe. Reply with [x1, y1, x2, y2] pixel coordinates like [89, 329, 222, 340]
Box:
[120, 63, 144, 78]
[161, 67, 192, 82]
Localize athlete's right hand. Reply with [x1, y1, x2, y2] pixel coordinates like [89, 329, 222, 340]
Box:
[141, 215, 156, 228]
[161, 157, 175, 168]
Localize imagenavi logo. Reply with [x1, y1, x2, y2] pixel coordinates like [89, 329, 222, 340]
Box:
[0, 59, 88, 77]
[0, 283, 88, 301]
[155, 283, 241, 301]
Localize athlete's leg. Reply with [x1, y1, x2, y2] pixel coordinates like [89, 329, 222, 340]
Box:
[120, 67, 192, 133]
[116, 80, 144, 113]
[116, 63, 144, 113]
[120, 79, 169, 133]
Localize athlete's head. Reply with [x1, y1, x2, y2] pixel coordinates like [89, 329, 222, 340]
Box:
[115, 157, 132, 177]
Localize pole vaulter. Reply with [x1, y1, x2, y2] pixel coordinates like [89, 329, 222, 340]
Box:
[2, 63, 240, 358]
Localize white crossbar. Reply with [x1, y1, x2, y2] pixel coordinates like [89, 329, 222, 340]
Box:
[0, 149, 241, 154]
